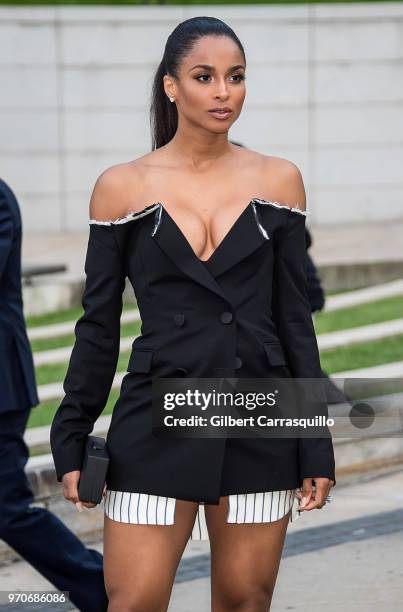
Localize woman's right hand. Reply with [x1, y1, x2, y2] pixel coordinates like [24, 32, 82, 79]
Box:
[61, 470, 97, 511]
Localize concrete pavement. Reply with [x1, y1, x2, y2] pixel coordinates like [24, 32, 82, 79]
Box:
[1, 466, 402, 611]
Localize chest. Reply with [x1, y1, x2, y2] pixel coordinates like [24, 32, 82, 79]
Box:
[160, 199, 258, 262]
[120, 199, 288, 310]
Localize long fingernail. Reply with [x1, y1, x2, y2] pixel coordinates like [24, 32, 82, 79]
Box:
[75, 502, 84, 512]
[301, 497, 307, 507]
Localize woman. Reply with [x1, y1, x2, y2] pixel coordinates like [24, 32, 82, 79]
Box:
[50, 16, 335, 611]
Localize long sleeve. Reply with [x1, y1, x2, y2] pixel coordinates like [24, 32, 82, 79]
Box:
[50, 224, 126, 482]
[306, 252, 326, 313]
[0, 191, 14, 280]
[272, 210, 336, 485]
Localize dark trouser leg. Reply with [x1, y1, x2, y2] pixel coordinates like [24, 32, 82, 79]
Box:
[0, 407, 108, 612]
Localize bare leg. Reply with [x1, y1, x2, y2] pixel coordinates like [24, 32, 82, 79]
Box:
[205, 496, 290, 611]
[104, 498, 198, 611]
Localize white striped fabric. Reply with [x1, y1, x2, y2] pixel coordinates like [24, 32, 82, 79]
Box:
[226, 490, 300, 525]
[104, 491, 176, 525]
[104, 489, 301, 541]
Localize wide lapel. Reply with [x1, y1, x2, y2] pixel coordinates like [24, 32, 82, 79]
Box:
[151, 206, 231, 304]
[206, 201, 269, 278]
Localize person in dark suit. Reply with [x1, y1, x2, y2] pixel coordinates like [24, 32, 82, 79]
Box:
[305, 226, 351, 404]
[0, 177, 108, 612]
[305, 226, 325, 313]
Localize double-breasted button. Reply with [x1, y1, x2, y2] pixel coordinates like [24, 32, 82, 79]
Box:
[220, 311, 233, 324]
[234, 356, 243, 369]
[174, 313, 185, 327]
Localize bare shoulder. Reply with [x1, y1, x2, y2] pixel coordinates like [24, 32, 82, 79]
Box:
[233, 147, 306, 213]
[263, 155, 306, 212]
[89, 159, 148, 222]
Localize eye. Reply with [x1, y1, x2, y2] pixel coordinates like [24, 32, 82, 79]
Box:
[195, 74, 211, 82]
[195, 73, 246, 83]
[230, 74, 245, 83]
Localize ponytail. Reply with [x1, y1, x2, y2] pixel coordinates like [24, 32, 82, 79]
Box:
[149, 16, 245, 150]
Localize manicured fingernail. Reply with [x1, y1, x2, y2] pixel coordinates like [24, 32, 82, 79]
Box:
[301, 497, 307, 507]
[75, 502, 84, 512]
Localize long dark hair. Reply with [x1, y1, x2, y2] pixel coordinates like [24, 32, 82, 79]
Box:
[150, 16, 246, 150]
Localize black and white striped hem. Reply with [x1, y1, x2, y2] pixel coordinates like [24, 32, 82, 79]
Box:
[104, 489, 301, 541]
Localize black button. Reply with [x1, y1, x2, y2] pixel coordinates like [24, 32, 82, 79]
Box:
[176, 367, 189, 377]
[174, 313, 185, 327]
[220, 311, 233, 324]
[234, 356, 242, 369]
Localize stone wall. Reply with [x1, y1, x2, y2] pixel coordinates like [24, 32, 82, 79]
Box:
[0, 3, 402, 232]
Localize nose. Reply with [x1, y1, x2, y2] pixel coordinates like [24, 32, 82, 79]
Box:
[214, 79, 230, 99]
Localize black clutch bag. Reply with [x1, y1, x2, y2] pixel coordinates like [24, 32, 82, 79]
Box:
[78, 435, 110, 504]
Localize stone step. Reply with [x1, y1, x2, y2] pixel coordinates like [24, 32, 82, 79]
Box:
[28, 308, 141, 341]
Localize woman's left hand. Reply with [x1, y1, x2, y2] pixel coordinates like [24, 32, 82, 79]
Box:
[295, 477, 334, 511]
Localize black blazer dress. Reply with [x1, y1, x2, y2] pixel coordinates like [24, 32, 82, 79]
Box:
[50, 197, 336, 507]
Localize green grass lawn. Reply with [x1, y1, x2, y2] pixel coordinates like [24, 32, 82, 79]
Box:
[320, 334, 403, 374]
[30, 319, 142, 352]
[35, 349, 133, 385]
[28, 333, 403, 429]
[314, 295, 403, 335]
[30, 294, 402, 353]
[26, 301, 135, 328]
[25, 291, 403, 430]
[27, 388, 120, 429]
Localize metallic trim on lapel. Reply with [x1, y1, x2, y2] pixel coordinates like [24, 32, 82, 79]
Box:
[89, 203, 161, 226]
[206, 203, 269, 278]
[151, 203, 163, 236]
[251, 201, 269, 239]
[252, 198, 309, 217]
[151, 206, 231, 305]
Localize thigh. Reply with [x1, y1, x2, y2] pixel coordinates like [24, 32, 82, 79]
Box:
[103, 498, 199, 611]
[205, 496, 290, 611]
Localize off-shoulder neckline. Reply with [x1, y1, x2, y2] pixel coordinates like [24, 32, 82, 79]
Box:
[88, 197, 309, 226]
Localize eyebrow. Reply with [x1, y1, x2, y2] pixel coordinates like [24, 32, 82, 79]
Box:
[188, 64, 246, 73]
